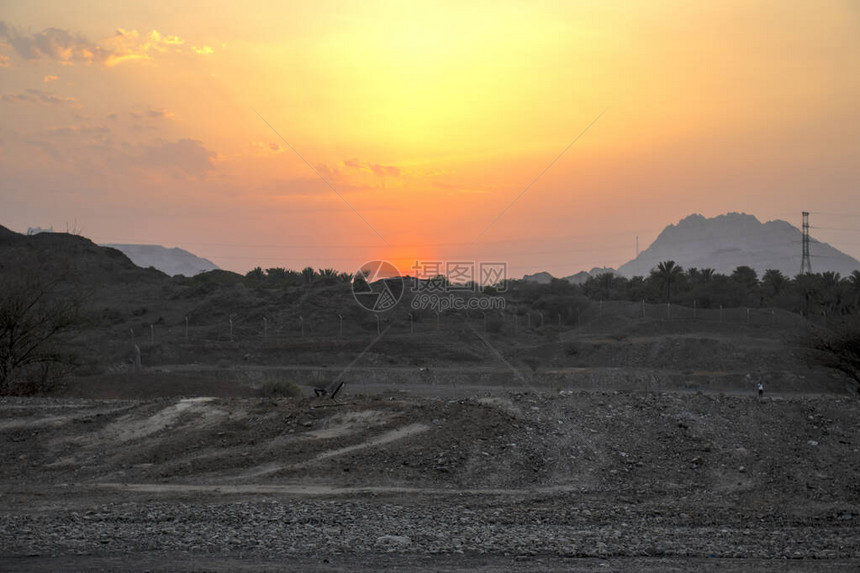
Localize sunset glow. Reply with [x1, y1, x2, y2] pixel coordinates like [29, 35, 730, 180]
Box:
[2, 1, 858, 277]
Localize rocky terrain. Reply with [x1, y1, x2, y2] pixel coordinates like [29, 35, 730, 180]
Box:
[1, 386, 858, 571]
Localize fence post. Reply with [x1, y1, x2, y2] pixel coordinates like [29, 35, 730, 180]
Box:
[150, 323, 154, 345]
[746, 308, 750, 323]
[300, 315, 304, 338]
[667, 302, 670, 320]
[263, 316, 268, 339]
[409, 312, 414, 334]
[185, 316, 189, 342]
[338, 314, 343, 338]
[229, 317, 233, 342]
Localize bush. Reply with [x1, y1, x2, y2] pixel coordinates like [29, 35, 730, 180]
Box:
[257, 377, 304, 398]
[809, 324, 860, 385]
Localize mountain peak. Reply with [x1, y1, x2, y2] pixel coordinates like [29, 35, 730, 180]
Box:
[103, 244, 219, 277]
[618, 212, 859, 278]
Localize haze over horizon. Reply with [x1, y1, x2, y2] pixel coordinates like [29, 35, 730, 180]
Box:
[2, 1, 858, 278]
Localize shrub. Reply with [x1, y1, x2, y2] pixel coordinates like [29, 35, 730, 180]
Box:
[257, 377, 304, 398]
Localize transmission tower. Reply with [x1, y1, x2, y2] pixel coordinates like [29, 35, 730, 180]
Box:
[801, 211, 812, 274]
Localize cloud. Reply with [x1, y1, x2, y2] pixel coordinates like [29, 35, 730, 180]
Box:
[129, 106, 175, 120]
[44, 124, 110, 138]
[342, 158, 401, 177]
[0, 54, 9, 68]
[250, 141, 286, 157]
[369, 163, 400, 177]
[1, 88, 76, 105]
[43, 74, 59, 83]
[0, 21, 205, 67]
[192, 45, 214, 55]
[129, 138, 216, 178]
[0, 24, 99, 64]
[315, 162, 341, 180]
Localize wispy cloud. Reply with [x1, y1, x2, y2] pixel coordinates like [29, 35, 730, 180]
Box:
[129, 106, 175, 120]
[42, 74, 58, 83]
[250, 141, 286, 156]
[1, 88, 76, 106]
[44, 124, 110, 138]
[0, 21, 213, 67]
[343, 158, 401, 177]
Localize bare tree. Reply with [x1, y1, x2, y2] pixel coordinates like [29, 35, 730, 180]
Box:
[0, 274, 82, 394]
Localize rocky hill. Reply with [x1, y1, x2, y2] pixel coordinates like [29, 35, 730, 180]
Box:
[617, 213, 860, 278]
[521, 271, 554, 284]
[0, 225, 166, 286]
[103, 244, 218, 277]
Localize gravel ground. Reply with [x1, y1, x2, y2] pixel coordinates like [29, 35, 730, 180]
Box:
[1, 390, 859, 571]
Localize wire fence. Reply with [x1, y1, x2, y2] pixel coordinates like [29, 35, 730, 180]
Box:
[122, 298, 817, 348]
[579, 300, 808, 329]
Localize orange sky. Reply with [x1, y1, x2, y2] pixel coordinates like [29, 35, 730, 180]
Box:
[1, 1, 858, 277]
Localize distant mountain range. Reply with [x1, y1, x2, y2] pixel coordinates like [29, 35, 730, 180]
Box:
[522, 268, 616, 285]
[522, 212, 860, 283]
[103, 244, 218, 277]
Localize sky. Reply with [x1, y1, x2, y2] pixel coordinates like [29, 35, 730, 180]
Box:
[1, 0, 859, 278]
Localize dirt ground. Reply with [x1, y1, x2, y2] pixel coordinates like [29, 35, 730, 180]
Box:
[2, 309, 859, 571]
[1, 383, 858, 571]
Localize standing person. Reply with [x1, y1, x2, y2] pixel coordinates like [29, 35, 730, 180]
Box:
[757, 381, 764, 400]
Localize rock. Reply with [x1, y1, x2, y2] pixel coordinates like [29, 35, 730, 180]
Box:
[375, 535, 412, 551]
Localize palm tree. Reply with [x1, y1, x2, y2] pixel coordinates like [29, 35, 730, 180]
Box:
[762, 269, 788, 297]
[316, 268, 339, 285]
[700, 268, 715, 282]
[848, 270, 860, 311]
[656, 260, 683, 303]
[820, 272, 843, 315]
[794, 273, 818, 316]
[301, 266, 316, 286]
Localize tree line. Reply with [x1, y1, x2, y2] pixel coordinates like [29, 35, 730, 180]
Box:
[578, 262, 860, 319]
